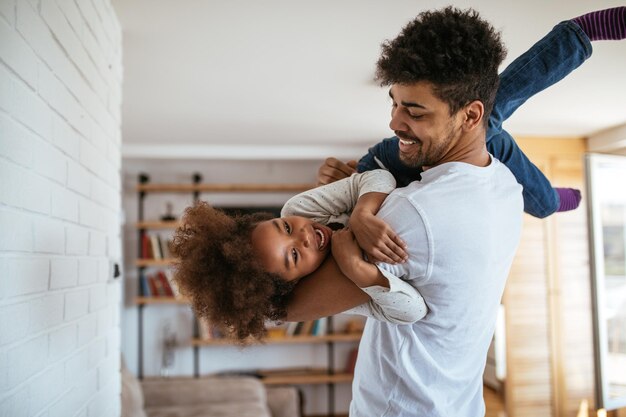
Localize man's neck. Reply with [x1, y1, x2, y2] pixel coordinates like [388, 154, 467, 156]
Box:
[427, 130, 490, 169]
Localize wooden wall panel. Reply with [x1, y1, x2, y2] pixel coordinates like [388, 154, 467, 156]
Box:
[503, 138, 594, 417]
[505, 214, 554, 417]
[551, 153, 595, 416]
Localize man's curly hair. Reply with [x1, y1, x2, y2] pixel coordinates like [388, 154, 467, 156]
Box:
[170, 201, 295, 343]
[376, 6, 507, 122]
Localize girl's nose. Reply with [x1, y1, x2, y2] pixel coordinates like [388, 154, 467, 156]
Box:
[300, 228, 310, 248]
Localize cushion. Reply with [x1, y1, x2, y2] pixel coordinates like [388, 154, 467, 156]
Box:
[121, 360, 148, 417]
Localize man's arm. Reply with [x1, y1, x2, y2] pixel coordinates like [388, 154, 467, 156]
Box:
[285, 255, 370, 322]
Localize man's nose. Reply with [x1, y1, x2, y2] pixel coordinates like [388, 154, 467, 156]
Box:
[389, 108, 406, 131]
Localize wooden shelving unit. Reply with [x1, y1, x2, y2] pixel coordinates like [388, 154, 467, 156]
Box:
[136, 183, 315, 193]
[191, 333, 362, 346]
[134, 173, 357, 417]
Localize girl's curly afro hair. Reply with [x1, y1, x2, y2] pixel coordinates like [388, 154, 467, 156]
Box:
[170, 201, 295, 342]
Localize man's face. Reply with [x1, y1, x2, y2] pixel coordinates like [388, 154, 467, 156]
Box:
[389, 82, 464, 169]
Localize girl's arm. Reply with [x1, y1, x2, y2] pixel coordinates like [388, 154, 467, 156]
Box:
[282, 170, 407, 264]
[285, 256, 370, 322]
[281, 170, 396, 221]
[331, 228, 427, 324]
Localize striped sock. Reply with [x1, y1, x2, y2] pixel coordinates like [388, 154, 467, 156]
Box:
[572, 7, 626, 41]
[556, 188, 582, 212]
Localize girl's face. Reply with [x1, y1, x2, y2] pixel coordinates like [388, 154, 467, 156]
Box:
[250, 216, 333, 282]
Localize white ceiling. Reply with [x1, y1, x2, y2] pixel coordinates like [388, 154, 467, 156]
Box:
[113, 0, 626, 160]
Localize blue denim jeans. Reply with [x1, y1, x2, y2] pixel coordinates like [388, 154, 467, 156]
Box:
[358, 20, 592, 218]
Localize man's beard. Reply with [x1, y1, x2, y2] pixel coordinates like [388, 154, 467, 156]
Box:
[398, 125, 459, 168]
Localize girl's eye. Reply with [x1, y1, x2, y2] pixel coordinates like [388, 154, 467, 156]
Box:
[284, 221, 291, 234]
[291, 248, 298, 264]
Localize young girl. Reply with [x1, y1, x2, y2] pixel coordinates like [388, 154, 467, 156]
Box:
[170, 169, 427, 342]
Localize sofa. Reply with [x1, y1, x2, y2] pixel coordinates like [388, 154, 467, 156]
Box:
[121, 363, 301, 417]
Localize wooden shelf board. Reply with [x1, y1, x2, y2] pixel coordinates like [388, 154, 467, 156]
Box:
[135, 296, 188, 305]
[262, 372, 354, 385]
[136, 183, 315, 193]
[191, 333, 361, 346]
[135, 258, 175, 267]
[140, 372, 354, 386]
[136, 220, 182, 229]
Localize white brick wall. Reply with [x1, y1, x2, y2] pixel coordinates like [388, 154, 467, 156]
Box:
[0, 1, 122, 416]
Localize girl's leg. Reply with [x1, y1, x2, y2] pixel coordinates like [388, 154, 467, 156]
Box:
[487, 132, 558, 218]
[488, 8, 625, 216]
[489, 21, 592, 130]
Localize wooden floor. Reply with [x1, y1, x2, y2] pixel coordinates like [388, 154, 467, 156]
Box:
[309, 385, 506, 417]
[485, 385, 506, 417]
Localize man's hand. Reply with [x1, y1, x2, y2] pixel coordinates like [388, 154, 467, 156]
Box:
[349, 209, 407, 264]
[317, 158, 357, 186]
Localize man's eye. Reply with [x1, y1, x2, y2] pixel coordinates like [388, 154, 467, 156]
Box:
[409, 114, 423, 120]
[284, 221, 291, 234]
[291, 248, 298, 264]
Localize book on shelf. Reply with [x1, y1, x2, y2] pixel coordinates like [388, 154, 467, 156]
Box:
[147, 275, 159, 296]
[198, 319, 211, 340]
[266, 326, 287, 339]
[149, 235, 162, 259]
[283, 318, 328, 337]
[140, 233, 173, 260]
[141, 234, 152, 259]
[285, 321, 299, 337]
[299, 320, 314, 336]
[344, 347, 359, 374]
[140, 270, 176, 297]
[198, 319, 223, 340]
[164, 269, 180, 297]
[161, 238, 173, 259]
[156, 271, 174, 297]
[140, 272, 151, 296]
[312, 317, 327, 336]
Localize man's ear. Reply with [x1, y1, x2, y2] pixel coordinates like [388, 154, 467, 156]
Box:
[461, 100, 484, 131]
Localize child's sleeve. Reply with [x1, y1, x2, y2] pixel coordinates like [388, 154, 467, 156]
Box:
[357, 138, 421, 187]
[281, 170, 396, 224]
[343, 268, 428, 324]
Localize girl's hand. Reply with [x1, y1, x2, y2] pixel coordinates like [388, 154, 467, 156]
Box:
[331, 227, 388, 288]
[331, 228, 365, 277]
[349, 210, 408, 264]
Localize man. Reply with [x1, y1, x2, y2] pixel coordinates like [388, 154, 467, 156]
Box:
[285, 6, 625, 416]
[287, 7, 522, 416]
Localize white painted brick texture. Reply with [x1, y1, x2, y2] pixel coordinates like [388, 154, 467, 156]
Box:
[0, 1, 122, 416]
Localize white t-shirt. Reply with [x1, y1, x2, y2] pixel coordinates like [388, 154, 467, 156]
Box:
[350, 157, 523, 417]
[281, 170, 427, 324]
